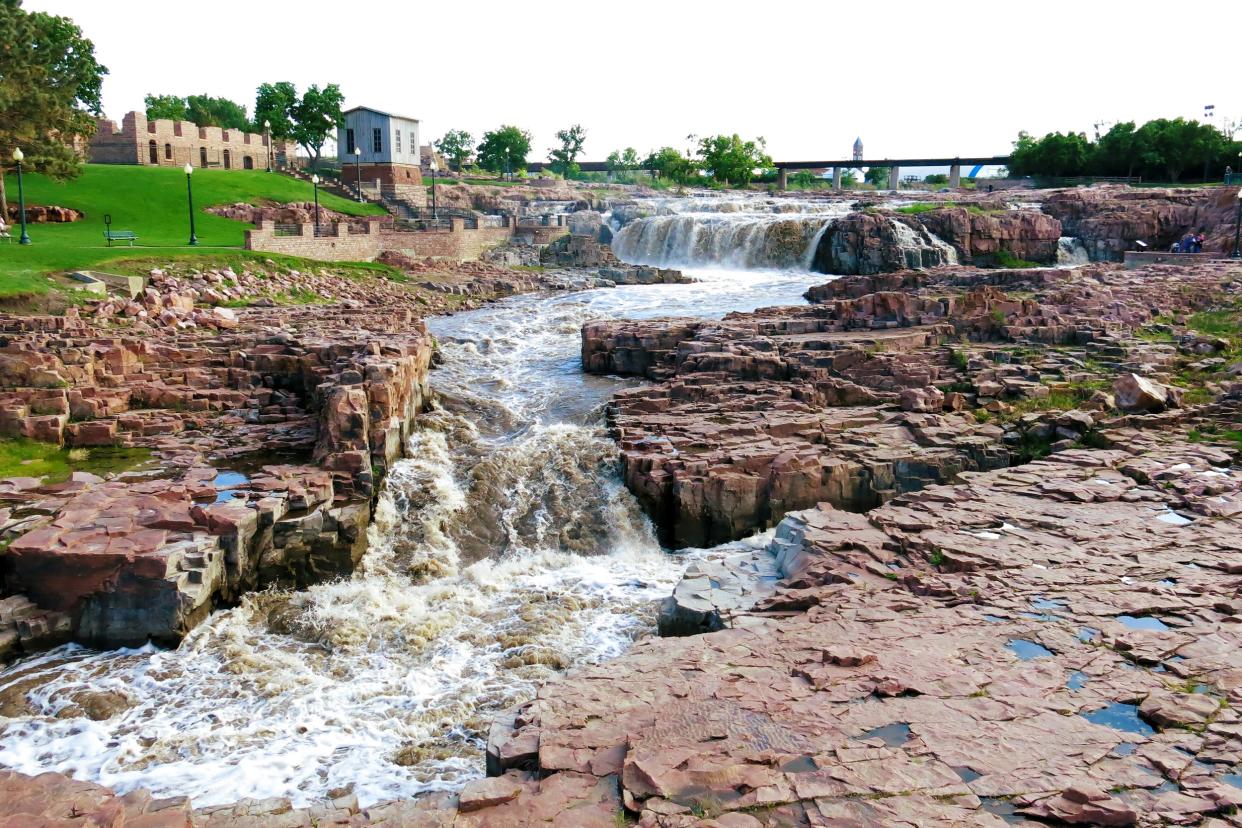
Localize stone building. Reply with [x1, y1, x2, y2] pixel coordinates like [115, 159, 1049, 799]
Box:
[89, 112, 299, 170]
[853, 137, 864, 161]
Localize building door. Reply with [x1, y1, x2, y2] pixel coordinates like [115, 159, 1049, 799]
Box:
[200, 147, 207, 167]
[243, 156, 253, 169]
[223, 150, 231, 170]
[148, 140, 158, 164]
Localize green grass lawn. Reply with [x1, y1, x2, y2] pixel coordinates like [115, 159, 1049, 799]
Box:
[0, 164, 386, 297]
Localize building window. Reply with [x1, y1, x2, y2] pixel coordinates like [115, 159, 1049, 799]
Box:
[346, 128, 355, 155]
[395, 129, 402, 155]
[148, 140, 158, 164]
[373, 127, 382, 154]
[164, 143, 172, 160]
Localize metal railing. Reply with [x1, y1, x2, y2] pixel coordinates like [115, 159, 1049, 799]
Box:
[313, 225, 337, 237]
[273, 223, 302, 237]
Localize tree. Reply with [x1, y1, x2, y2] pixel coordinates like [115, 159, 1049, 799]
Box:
[1007, 130, 1092, 177]
[1091, 121, 1141, 178]
[695, 134, 771, 186]
[435, 129, 473, 171]
[606, 147, 641, 175]
[864, 166, 890, 188]
[1132, 118, 1225, 181]
[288, 83, 344, 170]
[924, 173, 948, 185]
[549, 124, 586, 177]
[144, 94, 188, 121]
[643, 146, 693, 184]
[0, 0, 107, 218]
[477, 125, 531, 177]
[183, 95, 248, 130]
[253, 82, 298, 137]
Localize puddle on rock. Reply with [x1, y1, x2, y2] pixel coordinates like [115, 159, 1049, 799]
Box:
[1067, 671, 1088, 691]
[953, 766, 982, 783]
[858, 722, 911, 747]
[979, 797, 1024, 824]
[1078, 627, 1099, 643]
[1007, 639, 1053, 660]
[780, 756, 818, 773]
[1112, 742, 1137, 756]
[1116, 615, 1169, 632]
[1081, 702, 1155, 736]
[1222, 774, 1242, 789]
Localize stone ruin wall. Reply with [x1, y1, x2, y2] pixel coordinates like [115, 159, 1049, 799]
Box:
[89, 112, 300, 170]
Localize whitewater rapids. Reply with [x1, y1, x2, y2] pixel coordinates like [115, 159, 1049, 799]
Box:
[0, 263, 829, 808]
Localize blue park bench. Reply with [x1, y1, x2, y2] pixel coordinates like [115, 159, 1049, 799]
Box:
[103, 229, 138, 247]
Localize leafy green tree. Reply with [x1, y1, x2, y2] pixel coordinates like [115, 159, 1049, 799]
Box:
[924, 173, 948, 185]
[1132, 118, 1225, 181]
[253, 82, 298, 137]
[1091, 121, 1141, 177]
[840, 169, 858, 187]
[0, 0, 107, 218]
[435, 129, 473, 171]
[790, 171, 817, 187]
[864, 166, 890, 188]
[643, 147, 693, 184]
[1008, 130, 1092, 177]
[477, 125, 532, 177]
[144, 94, 188, 121]
[548, 124, 587, 177]
[184, 95, 249, 130]
[696, 134, 771, 186]
[606, 147, 641, 172]
[289, 83, 345, 170]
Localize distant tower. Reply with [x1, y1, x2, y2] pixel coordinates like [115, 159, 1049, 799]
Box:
[853, 137, 863, 161]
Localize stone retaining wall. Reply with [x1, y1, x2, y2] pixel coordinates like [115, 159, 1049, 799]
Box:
[246, 217, 521, 262]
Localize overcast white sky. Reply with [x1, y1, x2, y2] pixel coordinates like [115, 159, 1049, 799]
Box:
[25, 0, 1241, 163]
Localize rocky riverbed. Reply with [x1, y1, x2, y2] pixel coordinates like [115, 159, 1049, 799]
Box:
[1, 185, 1240, 826]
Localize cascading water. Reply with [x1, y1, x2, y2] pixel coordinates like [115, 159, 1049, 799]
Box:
[1056, 236, 1090, 266]
[609, 194, 959, 274]
[0, 263, 831, 808]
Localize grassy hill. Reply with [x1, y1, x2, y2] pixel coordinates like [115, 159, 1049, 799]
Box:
[0, 164, 386, 298]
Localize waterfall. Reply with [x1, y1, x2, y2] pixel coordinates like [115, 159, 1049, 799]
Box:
[612, 214, 842, 271]
[1056, 236, 1090, 266]
[889, 220, 959, 269]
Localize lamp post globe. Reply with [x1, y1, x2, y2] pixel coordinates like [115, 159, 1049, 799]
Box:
[12, 147, 31, 245]
[183, 163, 198, 246]
[353, 146, 363, 202]
[264, 120, 272, 172]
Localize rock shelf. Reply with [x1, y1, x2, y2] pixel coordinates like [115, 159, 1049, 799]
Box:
[1, 197, 1241, 826]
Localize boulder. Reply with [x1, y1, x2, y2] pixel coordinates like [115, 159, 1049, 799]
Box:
[1113, 373, 1176, 412]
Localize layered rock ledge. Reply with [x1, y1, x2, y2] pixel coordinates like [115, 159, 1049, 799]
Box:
[0, 264, 439, 654]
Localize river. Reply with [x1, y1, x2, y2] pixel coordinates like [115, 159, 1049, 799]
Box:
[0, 242, 828, 807]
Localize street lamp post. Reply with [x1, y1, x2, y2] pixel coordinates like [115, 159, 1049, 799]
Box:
[430, 158, 438, 219]
[264, 120, 272, 172]
[12, 148, 31, 245]
[1231, 187, 1241, 259]
[353, 146, 362, 202]
[311, 174, 321, 232]
[183, 163, 198, 246]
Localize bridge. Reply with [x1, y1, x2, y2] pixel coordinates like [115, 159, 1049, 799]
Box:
[773, 156, 1010, 190]
[525, 155, 1011, 189]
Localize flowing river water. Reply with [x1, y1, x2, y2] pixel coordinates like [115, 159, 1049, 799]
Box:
[0, 212, 832, 806]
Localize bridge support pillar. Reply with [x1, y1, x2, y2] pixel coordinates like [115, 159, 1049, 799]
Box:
[777, 168, 787, 190]
[890, 165, 900, 190]
[832, 166, 842, 190]
[949, 163, 961, 189]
